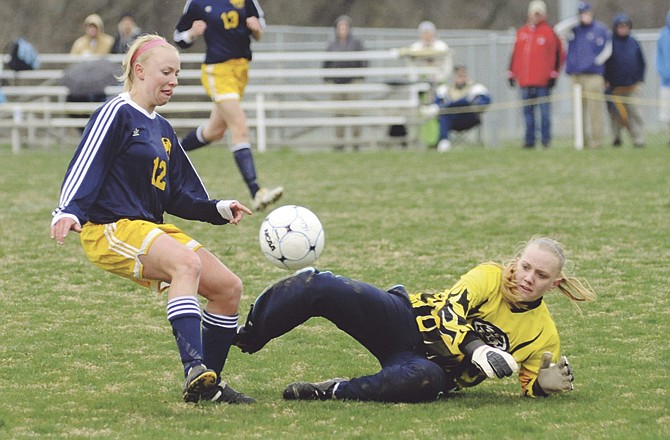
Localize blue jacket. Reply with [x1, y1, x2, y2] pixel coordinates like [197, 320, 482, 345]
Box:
[605, 34, 645, 87]
[555, 17, 611, 75]
[656, 11, 670, 86]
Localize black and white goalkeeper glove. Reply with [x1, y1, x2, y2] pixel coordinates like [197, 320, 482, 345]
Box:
[535, 352, 574, 396]
[464, 341, 518, 379]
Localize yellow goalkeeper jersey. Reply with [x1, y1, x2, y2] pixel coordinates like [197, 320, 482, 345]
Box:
[410, 263, 560, 396]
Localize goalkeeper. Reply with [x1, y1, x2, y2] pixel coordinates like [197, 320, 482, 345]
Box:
[235, 237, 595, 403]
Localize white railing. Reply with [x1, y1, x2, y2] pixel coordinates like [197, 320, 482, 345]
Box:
[1, 50, 436, 153]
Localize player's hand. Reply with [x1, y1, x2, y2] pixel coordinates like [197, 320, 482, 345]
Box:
[229, 201, 253, 224]
[471, 345, 519, 379]
[217, 200, 252, 225]
[246, 16, 262, 33]
[50, 217, 82, 245]
[189, 20, 207, 38]
[536, 352, 574, 395]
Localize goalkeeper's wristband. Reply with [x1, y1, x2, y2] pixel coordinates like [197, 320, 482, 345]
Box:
[531, 379, 549, 397]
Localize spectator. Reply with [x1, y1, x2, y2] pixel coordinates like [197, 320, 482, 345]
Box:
[112, 12, 143, 54]
[508, 1, 565, 149]
[403, 21, 453, 85]
[66, 14, 116, 127]
[604, 13, 646, 148]
[323, 15, 368, 150]
[174, 0, 283, 212]
[70, 14, 114, 56]
[555, 1, 611, 149]
[655, 10, 670, 141]
[397, 21, 454, 148]
[423, 66, 491, 152]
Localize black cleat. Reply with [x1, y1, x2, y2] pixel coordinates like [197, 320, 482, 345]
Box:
[201, 383, 256, 404]
[182, 364, 217, 403]
[282, 378, 346, 400]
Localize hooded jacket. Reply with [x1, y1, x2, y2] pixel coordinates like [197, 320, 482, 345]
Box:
[656, 11, 670, 86]
[70, 14, 114, 56]
[604, 15, 645, 88]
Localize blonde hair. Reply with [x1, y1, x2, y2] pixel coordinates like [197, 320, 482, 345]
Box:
[499, 237, 596, 309]
[117, 34, 177, 92]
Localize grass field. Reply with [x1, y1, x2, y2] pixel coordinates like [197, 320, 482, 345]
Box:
[0, 140, 668, 439]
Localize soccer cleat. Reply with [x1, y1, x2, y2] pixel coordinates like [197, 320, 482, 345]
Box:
[252, 186, 284, 211]
[201, 383, 256, 404]
[282, 378, 346, 401]
[182, 364, 217, 403]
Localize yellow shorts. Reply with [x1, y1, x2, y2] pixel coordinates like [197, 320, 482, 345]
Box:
[79, 219, 201, 291]
[201, 58, 249, 102]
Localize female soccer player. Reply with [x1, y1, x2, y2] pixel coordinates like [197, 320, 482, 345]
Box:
[51, 34, 254, 404]
[174, 0, 283, 212]
[235, 237, 596, 403]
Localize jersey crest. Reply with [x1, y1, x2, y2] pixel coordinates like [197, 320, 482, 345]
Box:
[230, 0, 245, 9]
[162, 137, 172, 157]
[471, 318, 510, 351]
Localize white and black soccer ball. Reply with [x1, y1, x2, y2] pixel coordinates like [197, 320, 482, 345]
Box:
[258, 205, 325, 270]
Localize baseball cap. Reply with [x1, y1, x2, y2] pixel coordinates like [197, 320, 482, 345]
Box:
[418, 21, 436, 35]
[578, 2, 592, 13]
[613, 13, 632, 27]
[528, 1, 547, 16]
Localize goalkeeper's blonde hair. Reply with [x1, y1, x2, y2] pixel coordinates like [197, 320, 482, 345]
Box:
[499, 237, 596, 310]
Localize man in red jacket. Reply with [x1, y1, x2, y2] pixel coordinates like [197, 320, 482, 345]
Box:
[508, 1, 565, 148]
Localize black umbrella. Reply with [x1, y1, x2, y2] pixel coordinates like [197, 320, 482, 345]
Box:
[62, 58, 121, 99]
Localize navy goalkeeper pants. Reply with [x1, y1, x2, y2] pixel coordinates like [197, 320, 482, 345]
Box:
[237, 268, 447, 403]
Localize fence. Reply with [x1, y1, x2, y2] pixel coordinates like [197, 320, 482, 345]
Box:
[1, 25, 667, 152]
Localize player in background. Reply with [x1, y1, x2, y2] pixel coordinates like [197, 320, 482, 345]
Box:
[50, 35, 255, 404]
[174, 0, 283, 212]
[235, 237, 595, 403]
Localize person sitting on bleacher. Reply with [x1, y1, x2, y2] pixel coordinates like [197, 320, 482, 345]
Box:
[423, 65, 491, 152]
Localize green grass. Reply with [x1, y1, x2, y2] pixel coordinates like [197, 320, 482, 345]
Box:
[1, 140, 669, 439]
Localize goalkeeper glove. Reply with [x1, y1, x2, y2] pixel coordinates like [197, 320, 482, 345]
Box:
[464, 340, 518, 379]
[535, 352, 574, 396]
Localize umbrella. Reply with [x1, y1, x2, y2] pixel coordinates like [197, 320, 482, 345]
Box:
[61, 58, 121, 98]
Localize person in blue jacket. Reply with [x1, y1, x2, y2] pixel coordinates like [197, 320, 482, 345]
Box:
[604, 13, 646, 147]
[656, 10, 670, 141]
[555, 1, 611, 148]
[423, 65, 491, 152]
[50, 35, 255, 405]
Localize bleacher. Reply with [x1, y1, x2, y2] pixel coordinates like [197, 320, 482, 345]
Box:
[0, 51, 435, 153]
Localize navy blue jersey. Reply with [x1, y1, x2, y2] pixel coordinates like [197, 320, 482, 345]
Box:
[174, 0, 265, 64]
[53, 93, 226, 226]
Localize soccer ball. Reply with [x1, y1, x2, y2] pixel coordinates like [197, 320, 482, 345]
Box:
[258, 205, 325, 270]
